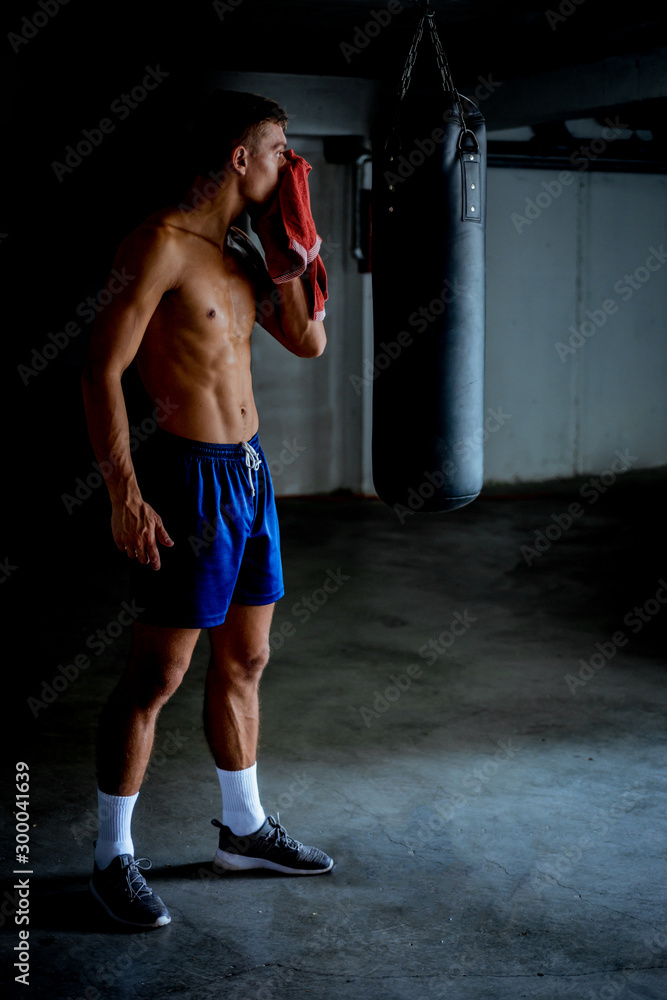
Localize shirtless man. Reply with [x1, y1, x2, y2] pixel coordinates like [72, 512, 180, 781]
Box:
[82, 90, 333, 930]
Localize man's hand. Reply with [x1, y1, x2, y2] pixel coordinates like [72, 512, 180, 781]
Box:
[111, 498, 174, 570]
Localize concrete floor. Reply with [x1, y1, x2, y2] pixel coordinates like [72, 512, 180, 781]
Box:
[5, 472, 667, 999]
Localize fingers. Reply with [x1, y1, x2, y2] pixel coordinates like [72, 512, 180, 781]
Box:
[144, 519, 174, 571]
[144, 535, 162, 571]
[124, 543, 157, 569]
[156, 520, 175, 547]
[127, 518, 174, 571]
[112, 505, 173, 571]
[123, 545, 147, 564]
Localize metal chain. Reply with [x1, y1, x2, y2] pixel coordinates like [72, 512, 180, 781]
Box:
[388, 2, 476, 157]
[397, 11, 426, 101]
[398, 2, 466, 123]
[426, 8, 466, 122]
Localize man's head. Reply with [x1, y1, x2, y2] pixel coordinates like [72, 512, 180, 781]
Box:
[190, 89, 288, 179]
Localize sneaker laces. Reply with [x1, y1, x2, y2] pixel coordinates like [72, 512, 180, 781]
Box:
[124, 858, 154, 900]
[263, 813, 301, 851]
[211, 813, 302, 852]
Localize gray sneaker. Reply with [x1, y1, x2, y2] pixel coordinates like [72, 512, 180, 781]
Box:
[212, 815, 334, 875]
[89, 854, 171, 929]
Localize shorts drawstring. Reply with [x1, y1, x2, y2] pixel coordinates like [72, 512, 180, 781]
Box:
[241, 440, 262, 497]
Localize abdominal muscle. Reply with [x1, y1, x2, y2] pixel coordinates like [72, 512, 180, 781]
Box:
[135, 274, 260, 445]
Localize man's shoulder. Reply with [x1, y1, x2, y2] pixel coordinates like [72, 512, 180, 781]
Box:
[115, 209, 184, 265]
[107, 211, 187, 292]
[125, 207, 183, 244]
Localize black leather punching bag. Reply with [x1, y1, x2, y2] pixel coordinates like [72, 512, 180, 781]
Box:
[371, 10, 486, 514]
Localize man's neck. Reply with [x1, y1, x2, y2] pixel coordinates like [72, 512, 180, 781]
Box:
[177, 174, 244, 246]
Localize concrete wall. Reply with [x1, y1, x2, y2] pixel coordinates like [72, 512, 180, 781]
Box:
[210, 72, 667, 493]
[484, 168, 667, 483]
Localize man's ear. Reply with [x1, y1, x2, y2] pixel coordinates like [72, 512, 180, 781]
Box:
[231, 144, 249, 175]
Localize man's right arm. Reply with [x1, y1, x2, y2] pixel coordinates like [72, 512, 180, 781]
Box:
[81, 224, 181, 570]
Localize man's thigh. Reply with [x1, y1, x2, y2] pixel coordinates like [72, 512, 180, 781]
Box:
[129, 622, 202, 676]
[208, 603, 276, 666]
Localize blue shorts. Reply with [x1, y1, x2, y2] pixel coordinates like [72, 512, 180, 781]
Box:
[130, 429, 284, 628]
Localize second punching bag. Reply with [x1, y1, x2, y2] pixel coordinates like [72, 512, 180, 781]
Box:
[371, 10, 486, 514]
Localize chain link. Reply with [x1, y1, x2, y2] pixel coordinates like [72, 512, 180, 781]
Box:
[388, 2, 477, 157]
[426, 9, 466, 122]
[398, 11, 426, 101]
[398, 3, 466, 123]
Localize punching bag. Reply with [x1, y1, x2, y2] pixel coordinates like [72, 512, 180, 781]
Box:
[371, 8, 486, 514]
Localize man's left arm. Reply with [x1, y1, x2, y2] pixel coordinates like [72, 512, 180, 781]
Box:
[259, 272, 327, 358]
[229, 226, 326, 358]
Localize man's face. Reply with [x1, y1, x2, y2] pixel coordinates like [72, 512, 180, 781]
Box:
[242, 123, 288, 212]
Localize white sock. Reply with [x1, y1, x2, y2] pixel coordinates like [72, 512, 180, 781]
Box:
[94, 789, 139, 869]
[216, 762, 266, 836]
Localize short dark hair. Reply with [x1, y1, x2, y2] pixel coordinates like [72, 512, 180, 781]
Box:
[189, 89, 288, 177]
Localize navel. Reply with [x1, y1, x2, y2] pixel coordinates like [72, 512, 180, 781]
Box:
[207, 309, 216, 319]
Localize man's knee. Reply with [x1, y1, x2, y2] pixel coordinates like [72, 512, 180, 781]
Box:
[246, 643, 271, 675]
[123, 653, 191, 711]
[234, 642, 271, 680]
[213, 643, 271, 684]
[122, 624, 198, 710]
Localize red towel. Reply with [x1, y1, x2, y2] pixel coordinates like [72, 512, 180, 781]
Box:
[252, 148, 328, 322]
